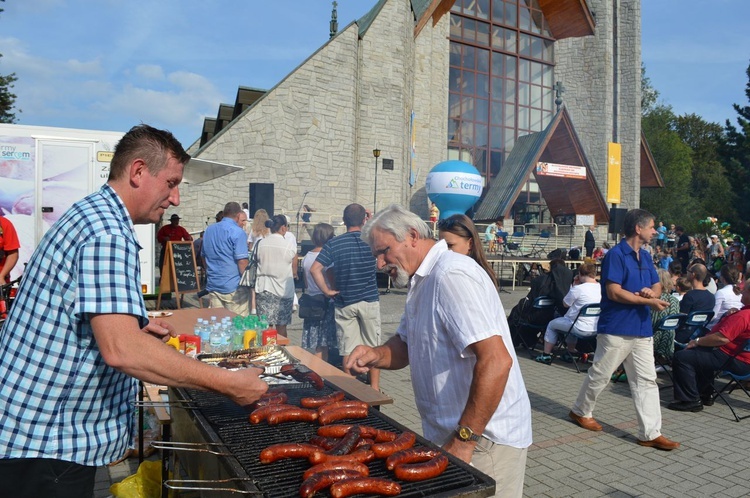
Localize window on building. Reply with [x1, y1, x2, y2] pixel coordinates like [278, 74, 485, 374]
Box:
[449, 0, 555, 181]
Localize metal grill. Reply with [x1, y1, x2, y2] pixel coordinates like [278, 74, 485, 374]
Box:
[171, 385, 495, 497]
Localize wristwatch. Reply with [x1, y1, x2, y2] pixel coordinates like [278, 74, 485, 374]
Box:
[455, 425, 480, 442]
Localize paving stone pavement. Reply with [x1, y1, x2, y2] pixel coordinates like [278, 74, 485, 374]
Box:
[97, 285, 750, 497]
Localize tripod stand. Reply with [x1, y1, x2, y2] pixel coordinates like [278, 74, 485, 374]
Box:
[497, 249, 510, 294]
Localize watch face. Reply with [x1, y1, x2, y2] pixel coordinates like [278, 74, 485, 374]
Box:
[458, 427, 471, 439]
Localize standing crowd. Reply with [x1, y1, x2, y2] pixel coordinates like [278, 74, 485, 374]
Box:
[3, 122, 750, 497]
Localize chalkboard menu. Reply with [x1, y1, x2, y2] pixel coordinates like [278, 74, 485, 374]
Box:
[157, 241, 201, 309]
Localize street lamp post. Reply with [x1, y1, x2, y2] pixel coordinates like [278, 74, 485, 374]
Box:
[373, 147, 381, 211]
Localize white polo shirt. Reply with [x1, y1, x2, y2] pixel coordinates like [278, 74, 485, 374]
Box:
[397, 240, 532, 449]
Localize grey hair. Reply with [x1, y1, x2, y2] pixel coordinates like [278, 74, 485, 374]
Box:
[361, 204, 432, 245]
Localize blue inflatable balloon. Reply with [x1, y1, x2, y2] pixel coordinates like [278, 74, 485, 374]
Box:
[425, 160, 483, 219]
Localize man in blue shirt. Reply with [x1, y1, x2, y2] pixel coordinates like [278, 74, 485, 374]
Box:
[0, 125, 268, 497]
[201, 202, 250, 315]
[569, 209, 680, 451]
[310, 203, 382, 390]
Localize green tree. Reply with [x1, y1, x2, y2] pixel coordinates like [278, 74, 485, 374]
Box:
[721, 61, 750, 234]
[0, 0, 18, 123]
[640, 104, 697, 227]
[674, 113, 735, 223]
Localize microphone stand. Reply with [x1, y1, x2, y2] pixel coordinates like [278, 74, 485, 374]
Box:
[296, 192, 310, 241]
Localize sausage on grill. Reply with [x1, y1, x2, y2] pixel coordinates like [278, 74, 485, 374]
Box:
[258, 443, 320, 464]
[318, 424, 397, 442]
[393, 453, 449, 481]
[302, 461, 369, 481]
[371, 431, 416, 458]
[299, 469, 365, 498]
[385, 447, 441, 471]
[266, 407, 319, 425]
[300, 390, 346, 408]
[317, 400, 369, 417]
[329, 477, 401, 498]
[248, 403, 296, 424]
[309, 448, 375, 465]
[318, 405, 368, 425]
[325, 426, 362, 455]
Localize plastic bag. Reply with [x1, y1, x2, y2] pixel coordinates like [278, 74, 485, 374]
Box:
[109, 460, 161, 498]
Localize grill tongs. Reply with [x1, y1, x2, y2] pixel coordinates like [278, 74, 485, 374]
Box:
[150, 441, 263, 495]
[259, 363, 325, 390]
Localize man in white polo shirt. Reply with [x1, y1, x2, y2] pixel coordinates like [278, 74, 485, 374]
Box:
[346, 204, 532, 497]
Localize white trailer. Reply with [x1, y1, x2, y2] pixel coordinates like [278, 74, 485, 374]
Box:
[0, 123, 244, 294]
[0, 124, 156, 293]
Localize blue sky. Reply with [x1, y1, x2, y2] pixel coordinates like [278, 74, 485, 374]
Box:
[2, 0, 749, 148]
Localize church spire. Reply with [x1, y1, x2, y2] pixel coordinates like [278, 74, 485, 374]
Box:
[329, 1, 338, 39]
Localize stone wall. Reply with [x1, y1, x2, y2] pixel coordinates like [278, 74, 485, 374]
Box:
[177, 21, 361, 233]
[554, 0, 641, 213]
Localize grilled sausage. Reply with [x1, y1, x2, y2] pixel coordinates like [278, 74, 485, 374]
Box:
[354, 438, 374, 449]
[309, 435, 340, 450]
[317, 424, 396, 442]
[394, 453, 449, 481]
[309, 448, 375, 465]
[302, 461, 369, 481]
[249, 403, 296, 424]
[326, 426, 362, 455]
[371, 431, 416, 458]
[300, 390, 346, 408]
[318, 406, 369, 425]
[267, 407, 319, 425]
[317, 401, 369, 417]
[259, 443, 321, 464]
[253, 392, 288, 407]
[299, 469, 364, 498]
[385, 447, 441, 471]
[329, 477, 401, 498]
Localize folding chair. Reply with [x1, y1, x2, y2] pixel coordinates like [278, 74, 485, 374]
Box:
[496, 231, 509, 254]
[528, 231, 551, 258]
[506, 231, 526, 257]
[516, 296, 555, 358]
[551, 303, 601, 372]
[710, 339, 750, 422]
[652, 313, 687, 386]
[674, 311, 714, 350]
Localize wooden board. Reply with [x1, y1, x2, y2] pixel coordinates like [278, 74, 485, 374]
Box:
[157, 241, 201, 309]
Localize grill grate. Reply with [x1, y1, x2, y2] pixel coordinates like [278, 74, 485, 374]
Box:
[175, 386, 494, 498]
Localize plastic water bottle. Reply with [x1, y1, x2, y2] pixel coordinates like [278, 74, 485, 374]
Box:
[199, 319, 210, 351]
[220, 318, 231, 352]
[208, 322, 222, 353]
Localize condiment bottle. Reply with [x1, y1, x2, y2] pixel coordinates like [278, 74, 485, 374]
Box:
[262, 328, 277, 345]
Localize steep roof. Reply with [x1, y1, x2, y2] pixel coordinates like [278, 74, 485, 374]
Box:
[474, 106, 609, 223]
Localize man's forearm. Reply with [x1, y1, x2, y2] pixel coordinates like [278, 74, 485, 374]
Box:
[460, 338, 509, 433]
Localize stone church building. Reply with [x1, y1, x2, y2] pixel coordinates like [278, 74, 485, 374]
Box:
[177, 0, 660, 235]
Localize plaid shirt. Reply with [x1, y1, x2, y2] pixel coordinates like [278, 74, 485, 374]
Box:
[0, 184, 148, 466]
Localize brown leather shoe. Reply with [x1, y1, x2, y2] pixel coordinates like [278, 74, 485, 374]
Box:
[568, 410, 602, 431]
[637, 435, 680, 451]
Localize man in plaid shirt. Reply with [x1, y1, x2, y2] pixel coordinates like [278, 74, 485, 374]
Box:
[0, 125, 268, 497]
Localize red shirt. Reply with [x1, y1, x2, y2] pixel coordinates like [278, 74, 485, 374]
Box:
[0, 216, 20, 283]
[712, 305, 750, 364]
[156, 224, 192, 245]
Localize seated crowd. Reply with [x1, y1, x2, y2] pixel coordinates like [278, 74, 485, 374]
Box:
[507, 219, 750, 419]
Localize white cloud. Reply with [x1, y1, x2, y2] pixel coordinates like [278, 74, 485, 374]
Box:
[135, 64, 166, 81]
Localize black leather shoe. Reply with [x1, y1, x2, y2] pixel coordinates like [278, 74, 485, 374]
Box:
[667, 400, 703, 412]
[701, 395, 715, 407]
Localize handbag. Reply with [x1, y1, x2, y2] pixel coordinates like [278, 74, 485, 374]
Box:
[298, 293, 328, 320]
[239, 242, 260, 288]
